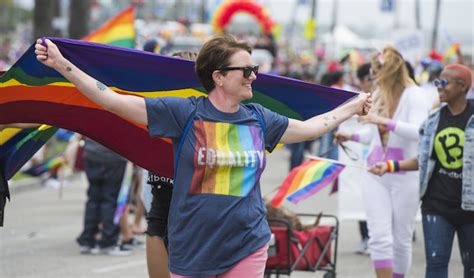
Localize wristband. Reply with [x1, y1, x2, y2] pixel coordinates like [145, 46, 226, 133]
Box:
[350, 133, 360, 142]
[386, 120, 396, 131]
[386, 160, 400, 173]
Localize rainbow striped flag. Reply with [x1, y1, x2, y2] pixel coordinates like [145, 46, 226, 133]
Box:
[189, 121, 265, 197]
[113, 162, 134, 225]
[1, 125, 58, 180]
[0, 6, 137, 225]
[83, 5, 135, 48]
[0, 38, 356, 179]
[23, 156, 65, 177]
[271, 159, 345, 208]
[0, 5, 136, 179]
[443, 42, 460, 63]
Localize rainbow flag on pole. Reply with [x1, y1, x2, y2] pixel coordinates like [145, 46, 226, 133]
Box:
[271, 158, 345, 208]
[443, 42, 460, 63]
[82, 5, 136, 48]
[113, 162, 134, 225]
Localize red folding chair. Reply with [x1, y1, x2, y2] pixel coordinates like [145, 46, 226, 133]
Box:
[265, 214, 339, 278]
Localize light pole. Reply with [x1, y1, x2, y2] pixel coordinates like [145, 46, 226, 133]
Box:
[431, 0, 441, 50]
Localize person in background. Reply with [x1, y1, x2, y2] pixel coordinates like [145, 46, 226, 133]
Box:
[369, 63, 474, 278]
[76, 139, 131, 256]
[355, 62, 373, 255]
[287, 71, 316, 170]
[143, 50, 198, 278]
[335, 47, 431, 278]
[318, 71, 345, 160]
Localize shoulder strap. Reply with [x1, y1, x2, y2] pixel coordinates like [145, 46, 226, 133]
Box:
[173, 100, 198, 179]
[249, 105, 265, 136]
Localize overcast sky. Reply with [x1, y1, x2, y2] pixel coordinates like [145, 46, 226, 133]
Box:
[265, 0, 472, 38]
[14, 0, 473, 51]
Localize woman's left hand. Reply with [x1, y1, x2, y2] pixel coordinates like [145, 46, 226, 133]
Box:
[368, 162, 388, 176]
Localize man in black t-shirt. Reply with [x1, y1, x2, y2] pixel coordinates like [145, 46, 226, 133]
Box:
[369, 63, 474, 278]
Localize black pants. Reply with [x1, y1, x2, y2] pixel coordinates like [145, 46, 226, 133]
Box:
[77, 160, 126, 248]
[146, 183, 173, 249]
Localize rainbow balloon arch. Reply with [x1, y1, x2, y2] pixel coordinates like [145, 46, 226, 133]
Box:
[211, 0, 275, 35]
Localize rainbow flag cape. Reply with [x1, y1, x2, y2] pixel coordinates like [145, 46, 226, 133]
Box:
[0, 38, 356, 178]
[271, 159, 345, 208]
[0, 4, 136, 180]
[0, 5, 136, 225]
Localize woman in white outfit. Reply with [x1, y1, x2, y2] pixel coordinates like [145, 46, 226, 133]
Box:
[336, 47, 430, 278]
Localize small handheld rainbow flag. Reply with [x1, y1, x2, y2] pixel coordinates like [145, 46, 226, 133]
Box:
[113, 162, 134, 225]
[23, 156, 65, 177]
[443, 42, 460, 63]
[271, 158, 345, 208]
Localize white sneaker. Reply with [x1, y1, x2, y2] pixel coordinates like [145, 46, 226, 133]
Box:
[100, 246, 132, 256]
[44, 178, 61, 189]
[356, 239, 370, 255]
[79, 245, 99, 255]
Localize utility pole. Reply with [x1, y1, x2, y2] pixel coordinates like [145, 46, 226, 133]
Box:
[310, 0, 318, 49]
[34, 0, 55, 38]
[415, 0, 421, 29]
[200, 0, 207, 23]
[287, 0, 300, 50]
[431, 0, 441, 50]
[330, 0, 338, 33]
[69, 0, 90, 39]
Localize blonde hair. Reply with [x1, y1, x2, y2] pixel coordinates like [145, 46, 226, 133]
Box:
[371, 47, 414, 117]
[172, 51, 198, 62]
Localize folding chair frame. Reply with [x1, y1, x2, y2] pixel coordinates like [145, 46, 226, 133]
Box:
[265, 214, 339, 278]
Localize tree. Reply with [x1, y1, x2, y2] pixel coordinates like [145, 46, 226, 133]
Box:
[68, 0, 91, 39]
[34, 0, 55, 39]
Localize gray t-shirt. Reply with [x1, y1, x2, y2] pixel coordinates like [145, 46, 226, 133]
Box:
[83, 138, 126, 163]
[146, 96, 288, 276]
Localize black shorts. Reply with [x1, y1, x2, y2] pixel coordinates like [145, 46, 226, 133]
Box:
[145, 173, 173, 247]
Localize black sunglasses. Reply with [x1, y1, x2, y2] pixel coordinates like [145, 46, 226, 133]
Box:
[219, 65, 259, 78]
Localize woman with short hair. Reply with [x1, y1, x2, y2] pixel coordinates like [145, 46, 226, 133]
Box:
[35, 34, 371, 277]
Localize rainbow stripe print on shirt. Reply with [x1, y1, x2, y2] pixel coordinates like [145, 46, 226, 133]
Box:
[190, 120, 265, 197]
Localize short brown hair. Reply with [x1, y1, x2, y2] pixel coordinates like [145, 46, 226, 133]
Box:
[195, 34, 252, 92]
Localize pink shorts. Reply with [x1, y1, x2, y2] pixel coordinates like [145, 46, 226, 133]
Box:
[171, 243, 269, 278]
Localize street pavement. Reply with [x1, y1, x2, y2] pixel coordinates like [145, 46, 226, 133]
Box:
[0, 148, 463, 278]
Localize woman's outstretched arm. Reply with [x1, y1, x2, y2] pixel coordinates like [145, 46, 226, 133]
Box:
[35, 39, 148, 126]
[279, 92, 372, 144]
[368, 157, 419, 176]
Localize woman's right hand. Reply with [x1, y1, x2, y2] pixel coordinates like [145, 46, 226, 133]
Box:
[35, 38, 65, 69]
[368, 162, 388, 176]
[334, 131, 351, 144]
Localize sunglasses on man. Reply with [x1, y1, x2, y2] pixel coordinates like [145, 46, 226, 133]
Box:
[433, 78, 464, 89]
[219, 65, 259, 78]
